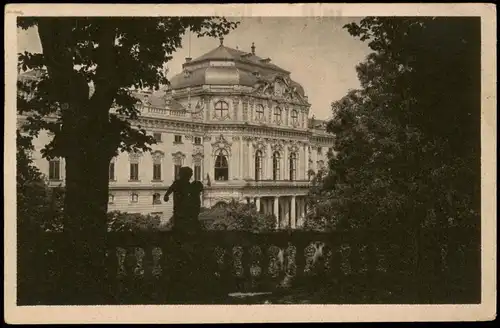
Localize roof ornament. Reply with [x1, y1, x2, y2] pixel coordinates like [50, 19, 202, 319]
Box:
[251, 42, 256, 55]
[184, 87, 204, 114]
[219, 36, 224, 46]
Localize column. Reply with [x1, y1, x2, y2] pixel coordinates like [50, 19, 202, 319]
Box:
[284, 198, 290, 228]
[290, 195, 296, 229]
[304, 144, 309, 180]
[283, 145, 288, 181]
[231, 137, 239, 180]
[203, 137, 211, 183]
[273, 196, 279, 228]
[239, 138, 244, 180]
[296, 198, 304, 228]
[247, 141, 253, 179]
[255, 197, 261, 212]
[267, 143, 273, 180]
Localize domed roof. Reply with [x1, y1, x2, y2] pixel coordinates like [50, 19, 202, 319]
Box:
[168, 43, 306, 97]
[169, 66, 259, 89]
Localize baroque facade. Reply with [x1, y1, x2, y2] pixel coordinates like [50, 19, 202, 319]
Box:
[20, 40, 334, 229]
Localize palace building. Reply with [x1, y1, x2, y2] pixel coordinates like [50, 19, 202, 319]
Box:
[20, 39, 335, 229]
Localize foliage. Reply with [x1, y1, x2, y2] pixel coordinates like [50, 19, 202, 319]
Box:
[107, 211, 161, 232]
[17, 130, 65, 233]
[306, 17, 480, 230]
[200, 199, 276, 232]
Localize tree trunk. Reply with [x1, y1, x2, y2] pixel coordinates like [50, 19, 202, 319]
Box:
[60, 104, 113, 304]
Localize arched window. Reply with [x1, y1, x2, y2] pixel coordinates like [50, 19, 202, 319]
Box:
[291, 110, 298, 125]
[131, 193, 139, 203]
[272, 151, 281, 180]
[255, 150, 263, 181]
[214, 149, 229, 181]
[214, 101, 229, 118]
[108, 194, 114, 204]
[152, 193, 161, 205]
[289, 152, 297, 181]
[274, 107, 282, 123]
[256, 104, 265, 120]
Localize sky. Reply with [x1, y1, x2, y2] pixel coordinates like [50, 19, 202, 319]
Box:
[17, 17, 372, 120]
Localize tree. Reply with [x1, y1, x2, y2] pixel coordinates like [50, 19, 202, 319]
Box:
[306, 17, 480, 231]
[17, 17, 239, 303]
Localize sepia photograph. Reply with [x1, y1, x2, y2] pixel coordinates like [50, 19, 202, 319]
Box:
[4, 3, 497, 324]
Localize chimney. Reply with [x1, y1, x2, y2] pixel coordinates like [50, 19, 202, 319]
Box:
[251, 42, 255, 55]
[185, 57, 192, 63]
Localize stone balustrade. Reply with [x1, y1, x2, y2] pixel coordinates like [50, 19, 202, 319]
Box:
[18, 226, 480, 305]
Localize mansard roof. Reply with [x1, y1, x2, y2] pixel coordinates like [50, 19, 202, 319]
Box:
[187, 44, 290, 74]
[169, 43, 306, 97]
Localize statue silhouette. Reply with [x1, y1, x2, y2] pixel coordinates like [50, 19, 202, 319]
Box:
[163, 167, 206, 301]
[164, 166, 205, 234]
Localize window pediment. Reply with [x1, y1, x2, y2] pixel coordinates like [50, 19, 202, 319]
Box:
[172, 151, 186, 165]
[252, 138, 267, 155]
[211, 134, 232, 156]
[129, 151, 142, 162]
[151, 150, 165, 162]
[271, 142, 284, 154]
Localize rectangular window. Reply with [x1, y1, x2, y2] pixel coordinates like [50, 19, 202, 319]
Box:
[194, 165, 202, 181]
[109, 162, 115, 181]
[174, 164, 181, 180]
[153, 132, 162, 143]
[152, 193, 162, 205]
[174, 135, 182, 143]
[130, 163, 139, 181]
[194, 136, 202, 145]
[48, 159, 60, 180]
[317, 147, 322, 154]
[153, 163, 162, 181]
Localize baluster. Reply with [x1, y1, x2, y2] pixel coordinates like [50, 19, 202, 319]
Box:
[213, 246, 226, 279]
[323, 242, 333, 276]
[267, 245, 281, 280]
[134, 247, 146, 277]
[281, 242, 296, 288]
[151, 247, 163, 279]
[115, 247, 128, 302]
[248, 245, 262, 289]
[303, 242, 315, 277]
[233, 245, 244, 278]
[116, 247, 127, 278]
[285, 242, 297, 277]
